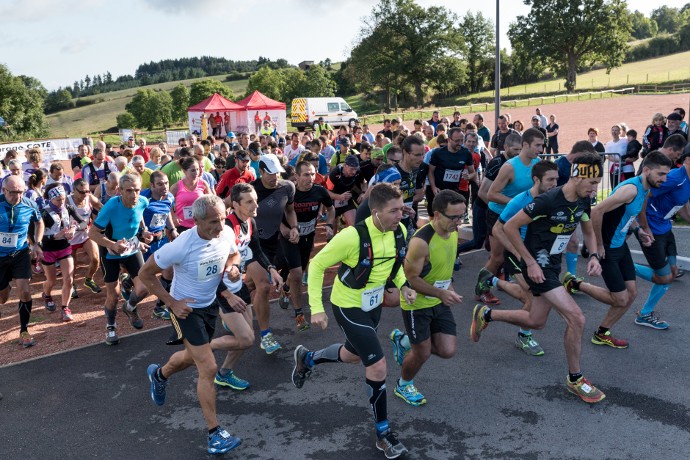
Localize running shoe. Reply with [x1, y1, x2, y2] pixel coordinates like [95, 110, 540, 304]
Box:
[105, 325, 119, 345]
[302, 271, 308, 285]
[152, 305, 171, 320]
[32, 262, 43, 275]
[475, 267, 493, 296]
[591, 330, 629, 348]
[470, 304, 489, 343]
[278, 290, 290, 310]
[147, 364, 167, 406]
[475, 291, 500, 305]
[214, 370, 250, 390]
[43, 292, 56, 312]
[389, 329, 408, 366]
[84, 277, 101, 294]
[208, 428, 241, 455]
[394, 381, 426, 406]
[260, 332, 282, 354]
[676, 269, 685, 279]
[376, 431, 408, 459]
[295, 313, 311, 332]
[566, 375, 606, 404]
[561, 272, 583, 294]
[119, 273, 133, 301]
[121, 301, 144, 329]
[19, 331, 34, 348]
[291, 345, 312, 389]
[634, 313, 669, 330]
[515, 334, 544, 356]
[71, 286, 79, 299]
[61, 307, 74, 322]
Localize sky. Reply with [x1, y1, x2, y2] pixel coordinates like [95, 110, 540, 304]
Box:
[0, 0, 687, 90]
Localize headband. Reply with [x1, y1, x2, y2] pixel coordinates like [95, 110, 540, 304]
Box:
[571, 162, 602, 179]
[47, 185, 66, 200]
[375, 168, 402, 184]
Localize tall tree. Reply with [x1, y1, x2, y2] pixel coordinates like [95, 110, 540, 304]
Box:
[0, 65, 49, 140]
[245, 67, 285, 101]
[651, 6, 682, 34]
[461, 11, 495, 93]
[188, 79, 234, 106]
[509, 0, 632, 92]
[170, 84, 190, 123]
[300, 65, 337, 98]
[629, 10, 658, 40]
[125, 89, 173, 131]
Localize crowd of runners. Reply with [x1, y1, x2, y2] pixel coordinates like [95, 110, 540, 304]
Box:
[1, 107, 689, 457]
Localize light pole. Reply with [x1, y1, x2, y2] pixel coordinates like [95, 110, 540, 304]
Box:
[494, 0, 500, 132]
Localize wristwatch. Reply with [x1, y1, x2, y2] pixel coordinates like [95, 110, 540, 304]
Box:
[589, 252, 601, 261]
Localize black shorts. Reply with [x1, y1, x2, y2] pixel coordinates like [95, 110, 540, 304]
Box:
[217, 284, 252, 314]
[100, 249, 144, 283]
[335, 201, 356, 217]
[486, 209, 500, 237]
[641, 230, 677, 270]
[504, 250, 523, 277]
[401, 304, 456, 344]
[169, 302, 219, 347]
[250, 234, 279, 265]
[332, 303, 384, 367]
[279, 233, 315, 271]
[0, 248, 32, 291]
[521, 262, 562, 296]
[600, 244, 636, 293]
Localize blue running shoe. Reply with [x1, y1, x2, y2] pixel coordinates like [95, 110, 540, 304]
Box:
[260, 332, 282, 354]
[208, 428, 241, 454]
[147, 364, 167, 406]
[394, 380, 427, 406]
[389, 329, 408, 366]
[214, 370, 250, 390]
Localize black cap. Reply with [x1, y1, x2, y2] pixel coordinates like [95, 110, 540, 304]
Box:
[343, 154, 360, 169]
[667, 112, 683, 121]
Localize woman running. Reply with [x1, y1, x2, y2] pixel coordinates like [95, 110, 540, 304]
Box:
[170, 156, 212, 232]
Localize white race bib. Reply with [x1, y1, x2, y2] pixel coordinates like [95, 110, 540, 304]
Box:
[0, 232, 19, 248]
[549, 234, 571, 255]
[620, 215, 636, 233]
[664, 205, 683, 220]
[298, 218, 316, 236]
[198, 256, 223, 281]
[361, 285, 384, 312]
[149, 213, 167, 229]
[334, 199, 349, 208]
[183, 206, 194, 220]
[426, 279, 451, 299]
[108, 236, 140, 257]
[443, 169, 461, 182]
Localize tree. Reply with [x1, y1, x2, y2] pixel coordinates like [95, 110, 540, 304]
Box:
[125, 89, 173, 131]
[630, 10, 658, 39]
[170, 84, 190, 123]
[300, 65, 337, 98]
[116, 112, 136, 129]
[188, 79, 234, 106]
[461, 11, 495, 93]
[45, 89, 74, 113]
[279, 68, 307, 103]
[348, 0, 465, 108]
[245, 66, 286, 101]
[651, 6, 682, 34]
[508, 0, 632, 92]
[84, 75, 91, 89]
[0, 65, 49, 140]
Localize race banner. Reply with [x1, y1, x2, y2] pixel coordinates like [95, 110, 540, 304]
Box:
[0, 138, 83, 166]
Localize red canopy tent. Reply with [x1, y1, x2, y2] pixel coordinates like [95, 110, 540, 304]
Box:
[187, 93, 243, 137]
[235, 90, 287, 134]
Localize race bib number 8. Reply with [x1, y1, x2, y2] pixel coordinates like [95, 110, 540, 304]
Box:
[549, 234, 571, 255]
[361, 285, 384, 312]
[0, 232, 18, 248]
[198, 256, 223, 281]
[443, 169, 461, 182]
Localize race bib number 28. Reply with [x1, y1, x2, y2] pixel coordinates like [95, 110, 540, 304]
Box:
[198, 256, 223, 281]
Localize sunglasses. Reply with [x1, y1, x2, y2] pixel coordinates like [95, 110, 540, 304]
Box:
[440, 211, 463, 222]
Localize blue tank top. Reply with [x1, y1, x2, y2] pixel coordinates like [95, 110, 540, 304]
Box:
[488, 156, 539, 214]
[602, 176, 647, 248]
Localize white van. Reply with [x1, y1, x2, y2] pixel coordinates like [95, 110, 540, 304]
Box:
[291, 97, 358, 132]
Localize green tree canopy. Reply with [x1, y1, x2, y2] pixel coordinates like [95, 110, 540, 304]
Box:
[460, 11, 495, 93]
[0, 64, 49, 141]
[188, 79, 234, 106]
[45, 89, 74, 114]
[509, 0, 632, 93]
[629, 10, 658, 39]
[170, 84, 190, 123]
[125, 89, 173, 131]
[245, 66, 285, 101]
[651, 6, 683, 34]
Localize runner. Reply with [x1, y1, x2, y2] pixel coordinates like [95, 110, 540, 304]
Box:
[94, 171, 120, 204]
[480, 160, 559, 356]
[292, 183, 415, 459]
[215, 150, 255, 199]
[427, 128, 476, 210]
[0, 176, 44, 347]
[470, 153, 606, 403]
[211, 183, 282, 391]
[141, 195, 242, 455]
[277, 161, 335, 331]
[39, 184, 84, 322]
[633, 149, 690, 329]
[477, 128, 544, 305]
[68, 178, 103, 298]
[82, 148, 115, 193]
[563, 151, 673, 348]
[171, 157, 212, 232]
[88, 173, 153, 345]
[326, 154, 366, 229]
[141, 170, 179, 320]
[389, 190, 465, 406]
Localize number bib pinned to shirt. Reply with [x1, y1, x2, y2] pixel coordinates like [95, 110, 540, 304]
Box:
[0, 232, 19, 248]
[664, 205, 683, 220]
[361, 285, 384, 312]
[549, 234, 571, 255]
[183, 206, 194, 221]
[443, 169, 461, 182]
[198, 256, 223, 281]
[149, 213, 167, 229]
[298, 218, 316, 236]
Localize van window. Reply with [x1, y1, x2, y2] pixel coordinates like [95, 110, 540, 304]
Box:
[327, 102, 340, 112]
[340, 103, 352, 111]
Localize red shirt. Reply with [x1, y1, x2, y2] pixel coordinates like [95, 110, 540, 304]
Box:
[134, 147, 151, 162]
[215, 167, 256, 198]
[458, 151, 481, 192]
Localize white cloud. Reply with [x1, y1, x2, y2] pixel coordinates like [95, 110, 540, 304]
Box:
[0, 0, 103, 21]
[142, 0, 217, 13]
[60, 38, 90, 54]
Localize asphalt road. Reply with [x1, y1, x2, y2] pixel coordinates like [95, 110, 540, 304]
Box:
[1, 248, 689, 459]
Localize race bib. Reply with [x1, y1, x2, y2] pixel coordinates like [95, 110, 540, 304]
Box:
[149, 213, 167, 229]
[198, 256, 223, 281]
[183, 206, 194, 220]
[361, 285, 384, 312]
[620, 215, 636, 233]
[664, 205, 683, 220]
[549, 234, 571, 255]
[238, 246, 253, 271]
[426, 279, 451, 299]
[443, 169, 461, 182]
[0, 232, 19, 248]
[108, 236, 140, 257]
[334, 199, 349, 208]
[298, 218, 316, 236]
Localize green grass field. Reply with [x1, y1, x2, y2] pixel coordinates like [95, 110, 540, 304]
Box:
[47, 75, 248, 137]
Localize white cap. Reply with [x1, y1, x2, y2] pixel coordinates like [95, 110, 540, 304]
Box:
[258, 153, 285, 174]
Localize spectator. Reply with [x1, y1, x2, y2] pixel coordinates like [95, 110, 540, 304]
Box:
[667, 112, 687, 140]
[545, 114, 560, 154]
[587, 128, 605, 153]
[473, 114, 491, 143]
[642, 112, 669, 153]
[674, 107, 688, 135]
[512, 120, 524, 134]
[135, 138, 151, 162]
[535, 107, 548, 129]
[605, 124, 628, 188]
